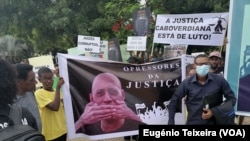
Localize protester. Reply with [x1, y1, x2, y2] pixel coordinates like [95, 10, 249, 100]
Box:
[236, 115, 245, 125]
[209, 51, 224, 76]
[35, 67, 67, 141]
[13, 63, 42, 132]
[20, 58, 29, 64]
[75, 73, 144, 136]
[167, 54, 236, 125]
[150, 50, 163, 62]
[127, 56, 138, 64]
[186, 64, 196, 78]
[0, 59, 38, 130]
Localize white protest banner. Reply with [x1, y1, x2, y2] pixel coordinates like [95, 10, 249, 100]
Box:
[127, 36, 147, 51]
[153, 12, 229, 46]
[77, 35, 100, 53]
[88, 40, 108, 59]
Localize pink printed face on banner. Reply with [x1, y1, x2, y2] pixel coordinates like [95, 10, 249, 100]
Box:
[93, 87, 123, 104]
[92, 76, 124, 104]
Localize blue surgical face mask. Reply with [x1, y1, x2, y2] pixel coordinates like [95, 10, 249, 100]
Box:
[196, 65, 210, 77]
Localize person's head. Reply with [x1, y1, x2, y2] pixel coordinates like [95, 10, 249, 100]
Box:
[209, 51, 222, 71]
[194, 54, 210, 77]
[15, 63, 37, 94]
[186, 64, 196, 78]
[90, 73, 125, 105]
[127, 56, 137, 64]
[21, 58, 29, 64]
[188, 69, 196, 77]
[0, 59, 17, 107]
[186, 64, 194, 77]
[38, 67, 54, 91]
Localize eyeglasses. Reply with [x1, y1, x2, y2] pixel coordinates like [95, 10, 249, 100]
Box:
[94, 87, 121, 98]
[195, 62, 210, 66]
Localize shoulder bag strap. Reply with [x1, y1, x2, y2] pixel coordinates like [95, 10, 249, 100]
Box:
[8, 105, 22, 125]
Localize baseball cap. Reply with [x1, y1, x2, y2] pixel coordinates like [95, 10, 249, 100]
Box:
[209, 51, 221, 58]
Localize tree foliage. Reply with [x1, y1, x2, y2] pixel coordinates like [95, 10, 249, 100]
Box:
[0, 0, 230, 59]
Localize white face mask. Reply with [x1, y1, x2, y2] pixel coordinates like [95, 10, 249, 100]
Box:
[196, 65, 210, 76]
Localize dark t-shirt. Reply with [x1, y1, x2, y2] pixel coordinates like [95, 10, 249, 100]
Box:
[0, 106, 38, 130]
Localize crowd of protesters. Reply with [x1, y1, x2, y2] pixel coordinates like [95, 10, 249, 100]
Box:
[0, 47, 247, 141]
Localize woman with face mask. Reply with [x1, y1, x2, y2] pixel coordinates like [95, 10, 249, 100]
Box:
[167, 54, 236, 125]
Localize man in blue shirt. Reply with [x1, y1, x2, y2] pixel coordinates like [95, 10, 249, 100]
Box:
[168, 54, 236, 125]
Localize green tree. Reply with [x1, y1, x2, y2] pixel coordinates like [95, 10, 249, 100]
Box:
[0, 0, 230, 57]
[0, 35, 17, 61]
[0, 0, 104, 54]
[0, 35, 31, 62]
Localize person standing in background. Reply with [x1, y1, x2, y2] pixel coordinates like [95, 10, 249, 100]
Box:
[13, 63, 42, 132]
[168, 54, 236, 125]
[186, 64, 196, 78]
[20, 58, 29, 64]
[35, 67, 67, 141]
[209, 51, 224, 76]
[0, 59, 38, 130]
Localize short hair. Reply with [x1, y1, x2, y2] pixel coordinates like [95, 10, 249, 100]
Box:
[0, 59, 17, 107]
[186, 64, 194, 75]
[38, 67, 52, 78]
[127, 56, 137, 63]
[54, 63, 58, 67]
[14, 63, 33, 80]
[194, 54, 209, 64]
